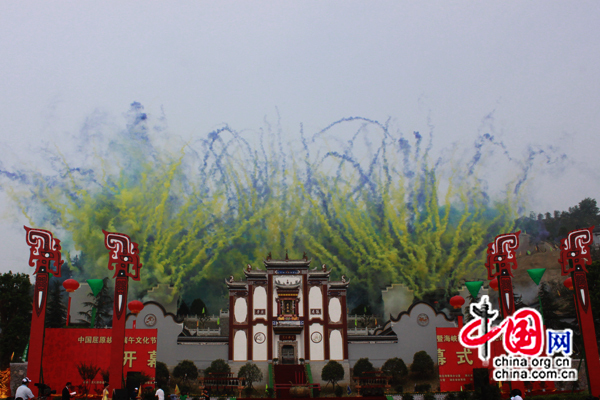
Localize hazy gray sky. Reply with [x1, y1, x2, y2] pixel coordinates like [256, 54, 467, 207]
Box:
[1, 1, 599, 274]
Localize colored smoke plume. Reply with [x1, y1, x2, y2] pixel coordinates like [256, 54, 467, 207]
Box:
[0, 103, 565, 310]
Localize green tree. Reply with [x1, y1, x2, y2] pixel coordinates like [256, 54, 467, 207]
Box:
[237, 362, 263, 391]
[321, 360, 344, 389]
[156, 362, 170, 388]
[79, 277, 113, 328]
[177, 300, 190, 318]
[189, 298, 209, 328]
[189, 298, 207, 316]
[538, 281, 575, 331]
[172, 360, 198, 380]
[410, 351, 434, 379]
[0, 272, 32, 368]
[529, 197, 600, 241]
[352, 358, 374, 377]
[381, 357, 408, 384]
[204, 359, 230, 376]
[46, 280, 67, 328]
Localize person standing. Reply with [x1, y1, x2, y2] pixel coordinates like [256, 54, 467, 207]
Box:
[102, 383, 109, 400]
[62, 382, 74, 400]
[155, 387, 164, 400]
[510, 388, 523, 400]
[15, 378, 35, 400]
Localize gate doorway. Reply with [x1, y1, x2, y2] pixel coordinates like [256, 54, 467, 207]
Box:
[281, 345, 295, 364]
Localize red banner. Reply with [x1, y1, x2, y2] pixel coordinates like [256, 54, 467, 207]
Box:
[42, 328, 157, 396]
[437, 327, 488, 391]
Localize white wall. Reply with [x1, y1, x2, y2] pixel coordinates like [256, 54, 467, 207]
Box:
[309, 324, 324, 361]
[235, 297, 247, 323]
[253, 323, 268, 361]
[329, 329, 343, 360]
[329, 297, 341, 323]
[233, 330, 247, 361]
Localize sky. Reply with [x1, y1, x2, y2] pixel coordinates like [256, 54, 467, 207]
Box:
[1, 1, 599, 276]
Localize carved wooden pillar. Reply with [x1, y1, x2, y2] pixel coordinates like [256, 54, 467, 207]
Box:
[559, 227, 600, 397]
[103, 230, 142, 393]
[24, 227, 63, 393]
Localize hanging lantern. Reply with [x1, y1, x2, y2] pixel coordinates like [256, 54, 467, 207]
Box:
[62, 279, 80, 293]
[63, 279, 80, 327]
[449, 295, 465, 309]
[489, 277, 499, 291]
[128, 300, 145, 315]
[564, 277, 574, 291]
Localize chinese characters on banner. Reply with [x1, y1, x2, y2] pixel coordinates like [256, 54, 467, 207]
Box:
[42, 328, 157, 394]
[437, 327, 487, 392]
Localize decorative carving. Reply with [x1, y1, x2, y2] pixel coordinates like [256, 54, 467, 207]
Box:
[254, 332, 266, 344]
[311, 332, 323, 343]
[417, 313, 429, 327]
[485, 231, 520, 278]
[33, 273, 48, 317]
[274, 275, 302, 288]
[144, 314, 157, 327]
[24, 226, 63, 276]
[102, 230, 142, 280]
[574, 273, 589, 313]
[559, 227, 593, 275]
[114, 278, 128, 320]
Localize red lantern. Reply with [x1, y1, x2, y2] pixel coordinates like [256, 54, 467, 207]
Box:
[489, 277, 499, 291]
[62, 279, 80, 327]
[564, 277, 574, 291]
[449, 295, 465, 309]
[62, 279, 80, 293]
[128, 300, 144, 315]
[128, 300, 144, 329]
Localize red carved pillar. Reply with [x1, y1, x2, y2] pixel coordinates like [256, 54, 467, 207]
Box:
[559, 227, 600, 397]
[103, 230, 142, 393]
[24, 227, 63, 393]
[485, 231, 520, 319]
[485, 231, 520, 393]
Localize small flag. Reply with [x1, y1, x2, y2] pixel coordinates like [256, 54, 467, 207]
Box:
[175, 385, 180, 395]
[138, 387, 142, 398]
[22, 342, 29, 361]
[364, 306, 367, 313]
[10, 352, 14, 361]
[217, 317, 220, 325]
[375, 318, 377, 326]
[265, 383, 269, 393]
[354, 318, 357, 327]
[196, 319, 199, 328]
[347, 385, 351, 395]
[202, 307, 205, 314]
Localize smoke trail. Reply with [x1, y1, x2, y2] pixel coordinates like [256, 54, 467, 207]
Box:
[0, 102, 565, 310]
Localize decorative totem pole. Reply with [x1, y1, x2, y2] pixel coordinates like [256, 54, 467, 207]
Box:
[485, 231, 520, 318]
[558, 227, 600, 397]
[24, 226, 63, 391]
[103, 230, 142, 393]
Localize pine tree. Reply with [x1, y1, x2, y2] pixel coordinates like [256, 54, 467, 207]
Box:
[46, 279, 67, 328]
[177, 300, 190, 317]
[0, 272, 32, 368]
[80, 277, 113, 328]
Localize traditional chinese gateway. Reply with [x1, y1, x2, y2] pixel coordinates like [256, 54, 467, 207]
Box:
[225, 253, 350, 364]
